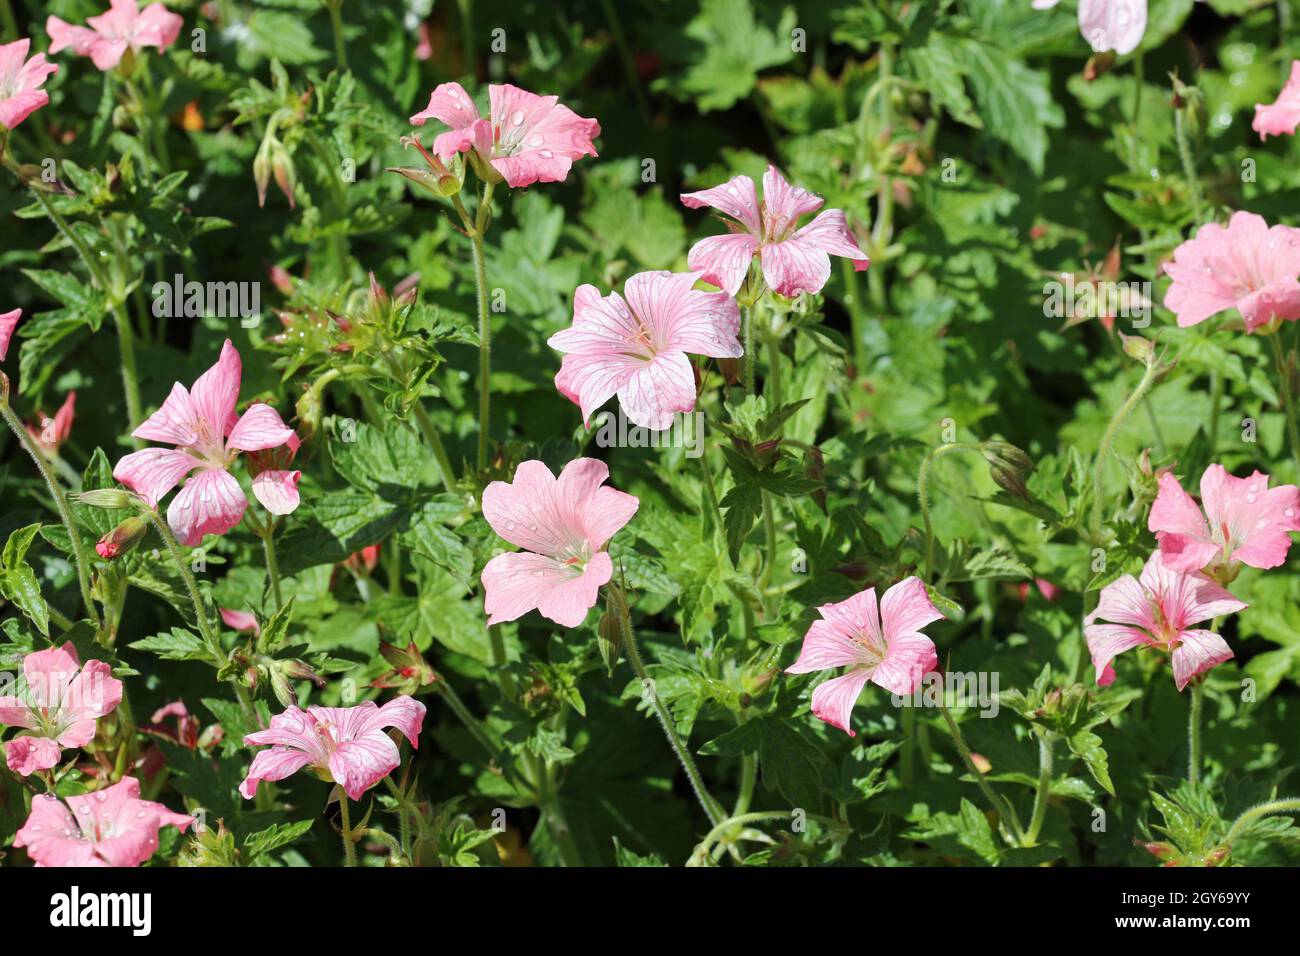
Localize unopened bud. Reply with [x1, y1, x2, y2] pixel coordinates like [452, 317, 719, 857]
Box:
[75, 488, 137, 510]
[95, 516, 148, 559]
[1119, 331, 1155, 364]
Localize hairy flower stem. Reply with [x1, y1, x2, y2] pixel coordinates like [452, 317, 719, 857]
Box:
[1174, 107, 1205, 225]
[1267, 332, 1300, 479]
[938, 698, 1027, 847]
[338, 791, 357, 866]
[143, 509, 222, 664]
[1223, 797, 1300, 850]
[608, 583, 726, 827]
[325, 0, 348, 69]
[451, 186, 496, 471]
[262, 527, 284, 611]
[0, 399, 101, 628]
[741, 301, 757, 394]
[1188, 678, 1204, 786]
[1025, 731, 1055, 846]
[917, 441, 981, 579]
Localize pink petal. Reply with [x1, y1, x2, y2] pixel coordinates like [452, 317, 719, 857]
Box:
[167, 466, 248, 546]
[786, 617, 876, 674]
[5, 736, 62, 776]
[1149, 470, 1213, 569]
[328, 735, 401, 801]
[617, 350, 698, 430]
[23, 642, 81, 704]
[1254, 61, 1300, 140]
[227, 403, 295, 452]
[1171, 629, 1233, 691]
[870, 634, 938, 696]
[1140, 554, 1247, 629]
[132, 381, 200, 445]
[220, 607, 260, 634]
[1201, 465, 1300, 570]
[54, 717, 99, 750]
[555, 457, 639, 550]
[483, 550, 611, 628]
[1087, 573, 1157, 630]
[44, 18, 100, 56]
[686, 232, 760, 297]
[62, 658, 122, 721]
[760, 234, 834, 297]
[790, 209, 868, 263]
[135, 3, 184, 50]
[0, 695, 36, 729]
[371, 696, 426, 748]
[808, 669, 873, 736]
[623, 271, 742, 359]
[113, 447, 199, 506]
[680, 174, 762, 234]
[239, 746, 316, 799]
[0, 308, 20, 362]
[251, 469, 301, 515]
[761, 165, 823, 234]
[1077, 0, 1147, 56]
[189, 340, 242, 441]
[880, 576, 945, 640]
[12, 794, 94, 867]
[1084, 623, 1153, 685]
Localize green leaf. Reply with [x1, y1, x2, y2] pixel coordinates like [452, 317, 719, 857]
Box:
[951, 38, 1064, 173]
[129, 627, 210, 662]
[1067, 729, 1115, 796]
[0, 524, 49, 636]
[659, 0, 798, 112]
[243, 820, 316, 860]
[721, 480, 762, 566]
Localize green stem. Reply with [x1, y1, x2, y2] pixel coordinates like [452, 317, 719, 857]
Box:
[530, 757, 583, 867]
[410, 401, 458, 491]
[764, 332, 782, 408]
[917, 441, 981, 579]
[452, 189, 495, 470]
[1223, 797, 1300, 849]
[0, 400, 101, 628]
[338, 791, 357, 866]
[938, 698, 1027, 847]
[434, 673, 497, 758]
[1174, 107, 1205, 225]
[608, 583, 726, 827]
[1025, 731, 1055, 846]
[1090, 360, 1161, 542]
[696, 450, 724, 541]
[1188, 679, 1204, 786]
[760, 491, 777, 595]
[260, 524, 284, 612]
[1267, 331, 1300, 480]
[741, 301, 756, 395]
[900, 705, 915, 786]
[142, 509, 221, 663]
[733, 752, 757, 816]
[325, 0, 348, 70]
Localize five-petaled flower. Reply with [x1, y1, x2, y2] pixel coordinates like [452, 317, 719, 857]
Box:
[112, 339, 301, 547]
[409, 82, 599, 188]
[13, 776, 191, 866]
[680, 165, 868, 298]
[785, 577, 944, 736]
[1254, 60, 1300, 140]
[1085, 552, 1246, 690]
[1148, 464, 1300, 577]
[47, 0, 183, 72]
[481, 458, 638, 628]
[240, 697, 426, 801]
[1162, 211, 1300, 333]
[0, 39, 58, 131]
[0, 642, 123, 776]
[548, 271, 742, 430]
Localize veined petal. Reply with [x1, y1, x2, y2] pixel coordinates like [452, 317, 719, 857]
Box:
[680, 174, 761, 234]
[790, 209, 868, 261]
[1171, 630, 1233, 691]
[188, 340, 242, 441]
[809, 669, 873, 737]
[238, 746, 315, 800]
[409, 81, 480, 128]
[686, 232, 760, 297]
[328, 735, 401, 801]
[1084, 623, 1153, 685]
[760, 234, 834, 297]
[227, 403, 295, 452]
[167, 467, 248, 547]
[113, 447, 199, 506]
[786, 618, 875, 674]
[880, 576, 945, 641]
[617, 350, 698, 430]
[870, 634, 938, 696]
[251, 469, 301, 515]
[132, 382, 199, 445]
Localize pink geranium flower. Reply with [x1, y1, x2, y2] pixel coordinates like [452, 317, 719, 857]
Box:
[548, 271, 741, 430]
[47, 0, 183, 72]
[1254, 61, 1300, 140]
[1034, 0, 1146, 55]
[13, 776, 191, 866]
[680, 165, 868, 298]
[1085, 553, 1246, 690]
[481, 458, 638, 628]
[239, 697, 426, 801]
[27, 390, 75, 455]
[409, 82, 599, 188]
[0, 642, 123, 776]
[112, 339, 300, 546]
[1149, 464, 1300, 576]
[0, 308, 19, 361]
[0, 39, 57, 131]
[1162, 211, 1300, 332]
[785, 577, 944, 737]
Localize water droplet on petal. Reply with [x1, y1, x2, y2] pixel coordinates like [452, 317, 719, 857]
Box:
[511, 110, 525, 126]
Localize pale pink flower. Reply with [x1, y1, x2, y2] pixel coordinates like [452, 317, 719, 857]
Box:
[26, 390, 75, 455]
[0, 642, 123, 776]
[112, 339, 300, 546]
[785, 577, 944, 737]
[1149, 464, 1300, 576]
[240, 697, 426, 801]
[13, 776, 191, 867]
[1162, 211, 1300, 332]
[0, 39, 57, 131]
[409, 82, 599, 188]
[0, 308, 20, 360]
[481, 458, 638, 628]
[220, 607, 260, 635]
[47, 0, 183, 72]
[1254, 61, 1300, 140]
[1084, 553, 1246, 690]
[680, 165, 868, 298]
[1035, 0, 1146, 55]
[548, 271, 741, 430]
